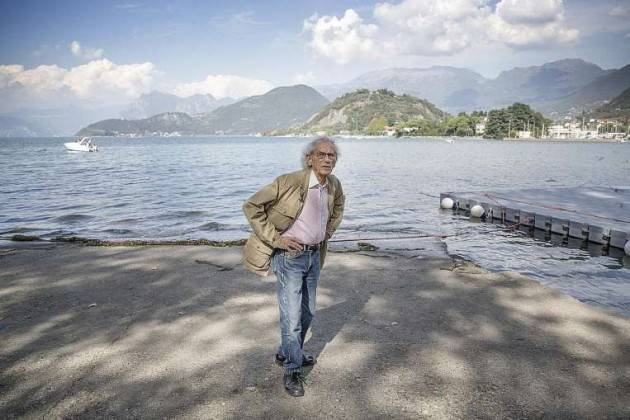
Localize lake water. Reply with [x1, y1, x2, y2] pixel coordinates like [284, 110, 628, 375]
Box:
[1, 136, 629, 315]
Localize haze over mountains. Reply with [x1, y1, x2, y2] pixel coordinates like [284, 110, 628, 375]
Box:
[316, 59, 628, 117]
[2, 58, 629, 137]
[0, 92, 239, 137]
[78, 85, 329, 136]
[120, 91, 237, 120]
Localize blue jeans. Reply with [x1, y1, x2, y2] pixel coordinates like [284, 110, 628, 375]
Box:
[271, 247, 320, 373]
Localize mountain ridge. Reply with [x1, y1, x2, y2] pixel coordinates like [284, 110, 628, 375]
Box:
[590, 86, 630, 118]
[77, 85, 329, 136]
[121, 91, 237, 120]
[316, 59, 626, 116]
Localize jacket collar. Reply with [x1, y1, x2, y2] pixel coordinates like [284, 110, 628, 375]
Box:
[300, 168, 334, 201]
[299, 168, 311, 199]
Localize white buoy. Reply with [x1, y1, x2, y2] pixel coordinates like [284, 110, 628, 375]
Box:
[470, 205, 485, 218]
[625, 240, 630, 256]
[441, 197, 454, 209]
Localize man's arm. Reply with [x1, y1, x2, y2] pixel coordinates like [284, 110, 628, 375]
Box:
[243, 177, 304, 250]
[243, 178, 282, 248]
[326, 181, 345, 239]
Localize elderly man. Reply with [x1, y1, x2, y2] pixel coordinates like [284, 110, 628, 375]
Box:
[242, 136, 345, 397]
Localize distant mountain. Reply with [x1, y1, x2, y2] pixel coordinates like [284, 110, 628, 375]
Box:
[0, 115, 42, 137]
[120, 91, 236, 119]
[195, 85, 329, 134]
[544, 64, 630, 116]
[2, 92, 236, 136]
[77, 85, 330, 136]
[317, 66, 486, 112]
[77, 112, 196, 136]
[295, 88, 448, 134]
[591, 87, 630, 118]
[316, 59, 618, 116]
[488, 59, 607, 106]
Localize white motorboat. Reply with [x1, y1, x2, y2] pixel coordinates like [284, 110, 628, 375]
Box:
[64, 137, 98, 152]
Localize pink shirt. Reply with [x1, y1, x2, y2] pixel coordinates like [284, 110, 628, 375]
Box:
[281, 171, 329, 245]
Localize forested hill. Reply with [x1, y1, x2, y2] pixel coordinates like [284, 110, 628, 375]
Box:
[77, 113, 195, 136]
[293, 89, 448, 134]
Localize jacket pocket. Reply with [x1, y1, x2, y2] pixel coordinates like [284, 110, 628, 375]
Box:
[268, 203, 297, 231]
[243, 234, 274, 272]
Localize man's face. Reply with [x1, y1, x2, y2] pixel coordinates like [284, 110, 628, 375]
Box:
[308, 141, 337, 181]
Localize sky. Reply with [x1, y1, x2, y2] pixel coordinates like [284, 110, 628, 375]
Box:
[1, 0, 629, 110]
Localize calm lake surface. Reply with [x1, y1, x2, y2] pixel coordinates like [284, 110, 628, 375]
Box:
[1, 136, 629, 315]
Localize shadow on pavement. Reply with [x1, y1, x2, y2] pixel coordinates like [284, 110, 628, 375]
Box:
[1, 245, 629, 418]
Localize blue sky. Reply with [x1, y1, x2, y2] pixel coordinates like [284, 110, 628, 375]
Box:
[1, 0, 629, 109]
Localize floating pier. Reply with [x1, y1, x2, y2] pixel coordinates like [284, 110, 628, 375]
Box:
[440, 186, 630, 254]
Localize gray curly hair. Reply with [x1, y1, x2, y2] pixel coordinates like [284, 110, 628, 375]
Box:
[301, 136, 340, 169]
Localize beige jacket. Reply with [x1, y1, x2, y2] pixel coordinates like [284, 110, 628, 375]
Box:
[242, 168, 345, 276]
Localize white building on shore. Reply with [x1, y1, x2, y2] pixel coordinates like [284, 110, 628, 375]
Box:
[548, 122, 602, 139]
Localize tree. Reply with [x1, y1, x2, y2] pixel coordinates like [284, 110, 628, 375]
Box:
[444, 114, 475, 136]
[484, 103, 551, 138]
[367, 116, 387, 135]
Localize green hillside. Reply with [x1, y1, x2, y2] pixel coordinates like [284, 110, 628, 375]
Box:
[591, 87, 630, 118]
[77, 113, 196, 136]
[292, 89, 448, 135]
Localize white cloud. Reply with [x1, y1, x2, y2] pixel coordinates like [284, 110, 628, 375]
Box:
[489, 0, 577, 47]
[0, 64, 24, 77]
[486, 14, 578, 47]
[69, 40, 104, 60]
[373, 0, 490, 56]
[609, 5, 630, 18]
[303, 0, 578, 63]
[0, 64, 68, 94]
[303, 9, 380, 64]
[0, 59, 155, 102]
[64, 59, 154, 98]
[70, 41, 81, 56]
[174, 74, 273, 99]
[496, 0, 563, 24]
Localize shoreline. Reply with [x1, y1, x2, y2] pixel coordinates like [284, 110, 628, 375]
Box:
[3, 234, 247, 247]
[3, 134, 627, 143]
[1, 244, 628, 418]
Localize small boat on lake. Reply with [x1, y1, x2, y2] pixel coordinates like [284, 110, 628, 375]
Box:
[64, 137, 98, 152]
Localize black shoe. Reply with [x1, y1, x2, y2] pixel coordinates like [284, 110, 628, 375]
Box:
[283, 371, 305, 397]
[275, 353, 316, 367]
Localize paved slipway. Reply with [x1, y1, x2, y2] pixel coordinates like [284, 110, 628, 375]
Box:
[0, 242, 629, 419]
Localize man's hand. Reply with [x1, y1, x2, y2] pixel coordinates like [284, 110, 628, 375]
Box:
[277, 236, 304, 251]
